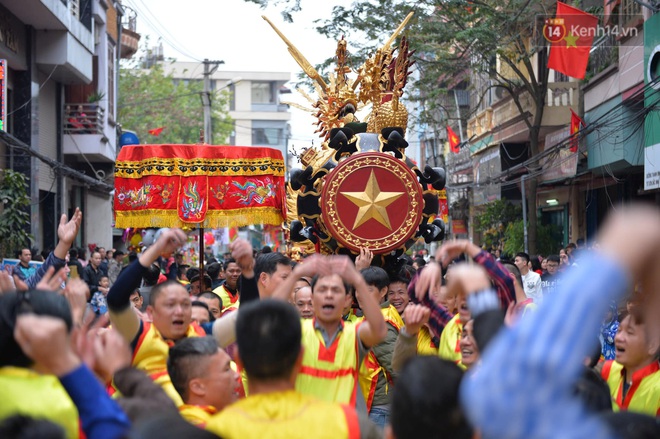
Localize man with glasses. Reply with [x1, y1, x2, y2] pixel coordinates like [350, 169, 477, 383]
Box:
[541, 255, 561, 296]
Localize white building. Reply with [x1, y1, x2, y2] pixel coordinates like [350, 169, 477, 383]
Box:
[162, 61, 292, 163]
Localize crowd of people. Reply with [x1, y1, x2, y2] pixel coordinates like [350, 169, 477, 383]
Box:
[0, 203, 659, 438]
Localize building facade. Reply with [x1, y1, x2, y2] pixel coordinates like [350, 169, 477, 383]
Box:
[0, 0, 139, 257]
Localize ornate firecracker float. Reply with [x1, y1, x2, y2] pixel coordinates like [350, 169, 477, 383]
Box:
[266, 13, 446, 270]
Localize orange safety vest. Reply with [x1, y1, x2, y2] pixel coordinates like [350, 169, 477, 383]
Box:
[212, 284, 240, 311]
[358, 304, 403, 412]
[601, 360, 660, 416]
[129, 321, 206, 406]
[0, 366, 81, 439]
[438, 314, 465, 369]
[416, 325, 439, 356]
[296, 318, 361, 406]
[206, 390, 360, 439]
[179, 404, 217, 428]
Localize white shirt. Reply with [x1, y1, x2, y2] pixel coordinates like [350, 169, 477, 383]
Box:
[521, 270, 543, 303]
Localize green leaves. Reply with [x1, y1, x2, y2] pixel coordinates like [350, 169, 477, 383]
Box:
[0, 169, 33, 258]
[118, 63, 233, 145]
[474, 199, 521, 252]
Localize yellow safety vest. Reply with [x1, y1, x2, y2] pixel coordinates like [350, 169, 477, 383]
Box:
[358, 304, 403, 411]
[0, 366, 80, 439]
[206, 390, 360, 439]
[179, 404, 217, 428]
[417, 325, 439, 356]
[296, 318, 361, 406]
[129, 321, 206, 406]
[601, 360, 660, 416]
[212, 284, 240, 311]
[438, 314, 465, 370]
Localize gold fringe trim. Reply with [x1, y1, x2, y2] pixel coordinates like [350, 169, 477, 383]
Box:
[115, 157, 285, 179]
[114, 207, 284, 229]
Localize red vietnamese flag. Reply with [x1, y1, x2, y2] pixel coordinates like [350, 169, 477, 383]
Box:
[546, 2, 598, 80]
[447, 126, 460, 153]
[148, 127, 164, 136]
[569, 109, 585, 153]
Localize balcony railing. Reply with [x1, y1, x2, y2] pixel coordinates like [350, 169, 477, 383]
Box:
[64, 103, 105, 134]
[586, 35, 618, 80]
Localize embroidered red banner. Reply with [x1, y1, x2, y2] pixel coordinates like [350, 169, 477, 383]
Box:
[114, 144, 286, 229]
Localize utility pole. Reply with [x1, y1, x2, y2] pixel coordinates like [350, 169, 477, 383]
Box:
[200, 59, 223, 275]
[202, 58, 224, 143]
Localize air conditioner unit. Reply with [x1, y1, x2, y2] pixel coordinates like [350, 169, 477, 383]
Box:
[494, 87, 507, 101]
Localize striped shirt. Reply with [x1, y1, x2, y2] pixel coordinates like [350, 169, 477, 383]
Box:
[461, 252, 626, 439]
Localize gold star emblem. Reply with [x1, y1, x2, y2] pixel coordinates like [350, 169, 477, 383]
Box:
[564, 32, 579, 48]
[341, 171, 404, 230]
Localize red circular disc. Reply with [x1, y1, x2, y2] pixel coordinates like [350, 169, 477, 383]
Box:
[321, 152, 423, 254]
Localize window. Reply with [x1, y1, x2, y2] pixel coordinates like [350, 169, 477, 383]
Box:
[252, 127, 283, 146]
[251, 82, 274, 104]
[620, 0, 641, 26]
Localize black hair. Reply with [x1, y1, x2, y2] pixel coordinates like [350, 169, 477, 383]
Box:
[547, 254, 561, 264]
[0, 290, 73, 368]
[185, 267, 200, 281]
[390, 356, 473, 439]
[361, 266, 390, 290]
[235, 300, 301, 381]
[0, 415, 65, 439]
[68, 248, 78, 259]
[198, 291, 221, 303]
[586, 338, 603, 369]
[414, 257, 426, 268]
[206, 262, 223, 280]
[142, 264, 161, 287]
[254, 252, 291, 280]
[224, 257, 238, 267]
[191, 300, 213, 322]
[149, 280, 187, 307]
[389, 265, 417, 286]
[261, 245, 273, 254]
[128, 251, 138, 263]
[529, 255, 542, 272]
[167, 336, 219, 402]
[573, 367, 613, 414]
[601, 412, 660, 439]
[515, 252, 531, 263]
[501, 262, 522, 289]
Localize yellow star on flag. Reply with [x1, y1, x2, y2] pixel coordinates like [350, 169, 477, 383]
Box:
[341, 171, 404, 230]
[564, 32, 579, 48]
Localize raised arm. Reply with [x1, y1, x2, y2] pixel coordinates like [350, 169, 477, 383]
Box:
[437, 240, 515, 307]
[333, 256, 387, 348]
[26, 209, 82, 289]
[229, 239, 259, 303]
[270, 254, 329, 302]
[14, 314, 131, 439]
[461, 206, 660, 439]
[108, 229, 187, 342]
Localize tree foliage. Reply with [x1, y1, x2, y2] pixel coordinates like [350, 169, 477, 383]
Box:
[474, 199, 521, 252]
[0, 169, 33, 258]
[502, 219, 559, 257]
[118, 63, 233, 145]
